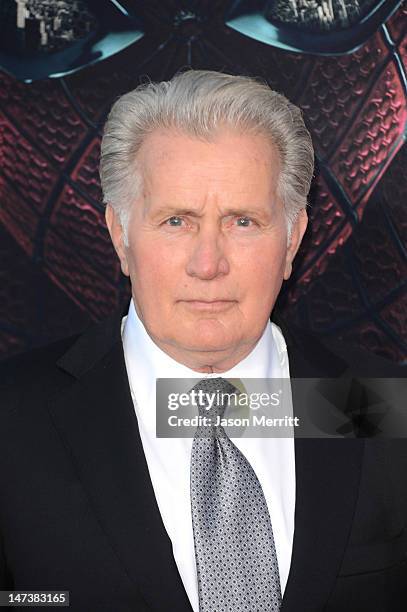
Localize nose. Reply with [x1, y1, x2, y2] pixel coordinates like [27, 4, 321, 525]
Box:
[185, 225, 229, 280]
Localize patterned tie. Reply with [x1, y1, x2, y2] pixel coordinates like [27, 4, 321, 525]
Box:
[190, 377, 282, 612]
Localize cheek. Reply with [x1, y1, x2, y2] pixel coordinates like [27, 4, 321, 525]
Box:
[235, 241, 287, 281]
[127, 239, 184, 297]
[235, 244, 287, 311]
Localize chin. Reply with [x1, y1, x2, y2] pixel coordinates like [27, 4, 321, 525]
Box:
[181, 322, 238, 354]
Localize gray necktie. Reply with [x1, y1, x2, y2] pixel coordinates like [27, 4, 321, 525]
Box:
[190, 377, 282, 612]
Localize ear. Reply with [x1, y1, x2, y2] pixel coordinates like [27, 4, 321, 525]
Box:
[283, 208, 308, 281]
[105, 204, 130, 277]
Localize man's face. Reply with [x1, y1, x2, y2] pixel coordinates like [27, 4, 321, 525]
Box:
[106, 128, 307, 371]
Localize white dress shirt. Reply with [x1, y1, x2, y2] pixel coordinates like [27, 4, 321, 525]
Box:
[121, 299, 295, 611]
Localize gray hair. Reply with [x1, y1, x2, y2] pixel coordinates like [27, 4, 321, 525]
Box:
[100, 70, 314, 245]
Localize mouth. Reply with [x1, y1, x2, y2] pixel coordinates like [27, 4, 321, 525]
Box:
[179, 300, 237, 313]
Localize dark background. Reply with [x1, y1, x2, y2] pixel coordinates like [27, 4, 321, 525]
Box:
[0, 0, 406, 363]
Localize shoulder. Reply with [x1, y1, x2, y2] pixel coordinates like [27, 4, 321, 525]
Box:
[272, 312, 406, 377]
[317, 333, 406, 377]
[0, 333, 82, 414]
[0, 306, 125, 414]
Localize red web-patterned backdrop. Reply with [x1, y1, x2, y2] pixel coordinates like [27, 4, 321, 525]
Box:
[0, 0, 406, 363]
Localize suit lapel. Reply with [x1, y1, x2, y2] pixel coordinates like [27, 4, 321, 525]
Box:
[282, 435, 363, 611]
[48, 313, 192, 611]
[279, 323, 365, 611]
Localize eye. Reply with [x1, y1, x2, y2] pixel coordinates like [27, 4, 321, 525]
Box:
[166, 216, 184, 227]
[236, 216, 253, 227]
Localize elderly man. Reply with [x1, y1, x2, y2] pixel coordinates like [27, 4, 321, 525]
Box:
[0, 71, 406, 612]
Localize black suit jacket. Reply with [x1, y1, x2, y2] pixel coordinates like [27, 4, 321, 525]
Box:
[1, 309, 406, 611]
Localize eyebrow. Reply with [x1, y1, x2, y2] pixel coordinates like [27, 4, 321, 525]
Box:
[222, 207, 272, 219]
[149, 206, 272, 219]
[150, 207, 202, 219]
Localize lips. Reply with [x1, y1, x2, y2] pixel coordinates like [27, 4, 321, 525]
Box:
[180, 299, 237, 312]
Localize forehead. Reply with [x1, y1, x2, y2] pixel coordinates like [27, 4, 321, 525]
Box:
[136, 127, 281, 197]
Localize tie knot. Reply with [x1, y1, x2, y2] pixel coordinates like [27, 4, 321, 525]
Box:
[191, 377, 241, 419]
